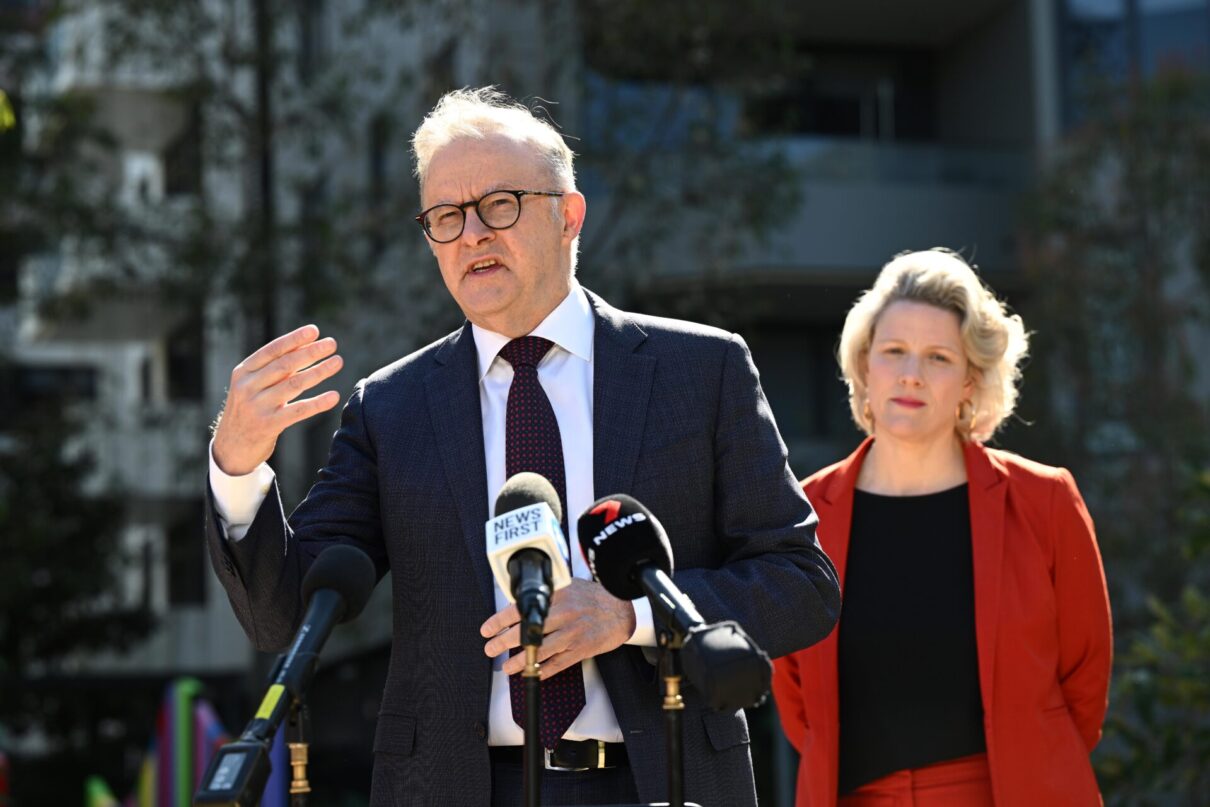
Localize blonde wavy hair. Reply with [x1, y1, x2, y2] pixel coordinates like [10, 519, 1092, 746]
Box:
[838, 248, 1030, 443]
[411, 86, 577, 193]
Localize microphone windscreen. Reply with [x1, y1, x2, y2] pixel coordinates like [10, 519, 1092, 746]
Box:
[495, 472, 563, 523]
[301, 544, 378, 624]
[576, 494, 672, 600]
[681, 620, 772, 712]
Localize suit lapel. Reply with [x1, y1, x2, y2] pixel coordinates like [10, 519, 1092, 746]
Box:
[425, 322, 495, 613]
[586, 290, 655, 499]
[965, 441, 1006, 713]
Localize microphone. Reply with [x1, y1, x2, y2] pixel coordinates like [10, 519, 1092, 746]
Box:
[485, 472, 572, 646]
[577, 494, 773, 711]
[194, 544, 377, 805]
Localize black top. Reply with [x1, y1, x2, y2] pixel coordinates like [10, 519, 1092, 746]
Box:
[837, 483, 985, 795]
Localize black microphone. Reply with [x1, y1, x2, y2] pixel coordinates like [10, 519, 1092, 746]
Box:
[577, 494, 772, 711]
[195, 544, 377, 805]
[486, 472, 571, 647]
[577, 494, 701, 638]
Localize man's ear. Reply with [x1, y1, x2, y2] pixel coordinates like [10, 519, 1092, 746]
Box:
[561, 191, 587, 242]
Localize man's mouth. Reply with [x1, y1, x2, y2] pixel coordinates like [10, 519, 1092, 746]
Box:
[469, 258, 502, 274]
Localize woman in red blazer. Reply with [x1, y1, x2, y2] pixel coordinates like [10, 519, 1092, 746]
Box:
[772, 249, 1112, 806]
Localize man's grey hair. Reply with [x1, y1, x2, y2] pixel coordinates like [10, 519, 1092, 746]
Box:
[411, 86, 577, 193]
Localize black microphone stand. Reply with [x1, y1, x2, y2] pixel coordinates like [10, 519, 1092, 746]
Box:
[521, 615, 544, 807]
[572, 626, 700, 807]
[287, 699, 311, 807]
[658, 626, 686, 807]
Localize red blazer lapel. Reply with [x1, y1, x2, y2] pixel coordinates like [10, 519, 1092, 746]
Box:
[815, 437, 874, 591]
[964, 441, 1008, 715]
[801, 437, 873, 804]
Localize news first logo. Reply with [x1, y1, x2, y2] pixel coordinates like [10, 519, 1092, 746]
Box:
[490, 504, 547, 545]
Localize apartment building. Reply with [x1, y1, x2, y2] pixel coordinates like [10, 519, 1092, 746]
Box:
[4, 0, 1207, 802]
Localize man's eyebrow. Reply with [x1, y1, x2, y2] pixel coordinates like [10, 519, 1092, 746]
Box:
[430, 184, 514, 207]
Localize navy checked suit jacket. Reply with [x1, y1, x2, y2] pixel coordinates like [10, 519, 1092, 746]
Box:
[206, 290, 841, 806]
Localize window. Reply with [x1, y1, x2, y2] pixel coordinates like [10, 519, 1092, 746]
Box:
[1139, 0, 1209, 76]
[166, 315, 204, 401]
[17, 364, 98, 403]
[1062, 0, 1210, 125]
[166, 500, 206, 606]
[164, 105, 202, 197]
[425, 40, 457, 110]
[367, 112, 392, 257]
[1062, 0, 1130, 124]
[297, 0, 327, 85]
[745, 324, 851, 451]
[743, 50, 934, 142]
[298, 176, 328, 315]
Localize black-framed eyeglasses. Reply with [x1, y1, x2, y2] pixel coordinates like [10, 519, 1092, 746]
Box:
[414, 189, 565, 243]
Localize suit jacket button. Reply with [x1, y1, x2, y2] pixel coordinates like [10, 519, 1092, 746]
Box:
[474, 721, 487, 740]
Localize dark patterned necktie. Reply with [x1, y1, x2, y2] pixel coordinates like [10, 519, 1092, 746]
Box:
[499, 336, 586, 749]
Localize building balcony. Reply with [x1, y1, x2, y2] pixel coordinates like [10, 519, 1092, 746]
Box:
[80, 401, 208, 498]
[615, 135, 1032, 294]
[747, 135, 1031, 276]
[44, 5, 195, 96]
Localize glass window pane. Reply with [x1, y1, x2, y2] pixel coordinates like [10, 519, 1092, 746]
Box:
[1069, 0, 1129, 19]
[1139, 0, 1209, 76]
[1064, 0, 1130, 125]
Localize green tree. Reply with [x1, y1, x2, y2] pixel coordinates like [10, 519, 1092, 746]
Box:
[0, 401, 152, 733]
[1097, 467, 1210, 804]
[573, 0, 803, 320]
[1, 7, 154, 797]
[1022, 69, 1210, 613]
[1021, 70, 1210, 803]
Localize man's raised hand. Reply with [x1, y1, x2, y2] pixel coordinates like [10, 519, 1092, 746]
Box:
[212, 325, 343, 476]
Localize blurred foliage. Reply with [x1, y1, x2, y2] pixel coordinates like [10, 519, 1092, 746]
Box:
[1, 0, 811, 798]
[573, 0, 804, 321]
[1020, 69, 1210, 803]
[1097, 468, 1210, 805]
[0, 400, 153, 735]
[0, 89, 14, 132]
[7, 0, 810, 350]
[0, 3, 155, 780]
[0, 4, 139, 313]
[1021, 68, 1210, 616]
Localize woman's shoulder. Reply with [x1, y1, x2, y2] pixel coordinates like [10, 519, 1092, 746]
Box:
[975, 444, 1076, 491]
[798, 452, 859, 495]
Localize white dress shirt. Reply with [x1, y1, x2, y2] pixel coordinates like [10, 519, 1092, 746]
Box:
[209, 281, 655, 747]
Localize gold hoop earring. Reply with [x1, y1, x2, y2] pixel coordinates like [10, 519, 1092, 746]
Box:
[957, 400, 977, 434]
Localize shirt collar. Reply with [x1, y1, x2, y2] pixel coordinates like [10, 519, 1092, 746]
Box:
[472, 281, 594, 380]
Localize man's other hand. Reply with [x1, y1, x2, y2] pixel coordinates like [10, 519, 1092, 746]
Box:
[480, 579, 637, 678]
[212, 324, 343, 476]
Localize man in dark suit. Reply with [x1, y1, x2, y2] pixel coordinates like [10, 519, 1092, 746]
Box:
[206, 87, 840, 806]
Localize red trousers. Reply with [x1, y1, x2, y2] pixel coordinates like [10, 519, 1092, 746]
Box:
[838, 754, 994, 807]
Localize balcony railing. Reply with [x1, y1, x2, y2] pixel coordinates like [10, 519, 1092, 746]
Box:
[82, 402, 208, 498]
[766, 135, 1031, 189]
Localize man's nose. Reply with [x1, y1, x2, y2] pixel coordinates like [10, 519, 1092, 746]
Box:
[461, 207, 494, 245]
